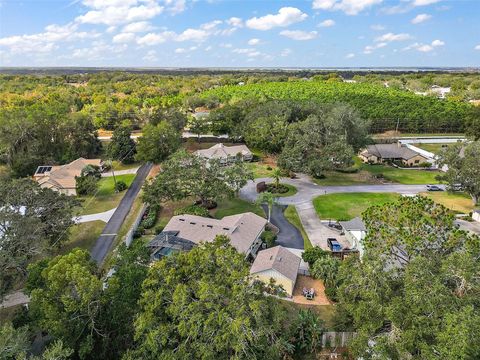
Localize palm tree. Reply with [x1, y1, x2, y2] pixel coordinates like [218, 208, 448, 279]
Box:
[255, 191, 277, 223]
[271, 168, 282, 189]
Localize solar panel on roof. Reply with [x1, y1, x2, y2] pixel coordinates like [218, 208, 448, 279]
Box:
[35, 166, 52, 174]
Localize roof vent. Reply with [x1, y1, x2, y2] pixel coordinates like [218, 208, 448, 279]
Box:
[223, 227, 230, 231]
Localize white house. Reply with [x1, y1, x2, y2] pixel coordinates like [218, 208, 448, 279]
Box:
[339, 217, 367, 258]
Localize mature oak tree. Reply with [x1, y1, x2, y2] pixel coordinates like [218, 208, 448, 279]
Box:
[135, 121, 180, 163]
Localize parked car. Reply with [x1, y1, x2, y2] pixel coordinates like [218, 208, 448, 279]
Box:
[426, 184, 443, 191]
[327, 238, 342, 252]
[448, 183, 463, 192]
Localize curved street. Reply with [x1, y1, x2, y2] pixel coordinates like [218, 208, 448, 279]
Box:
[241, 175, 445, 250]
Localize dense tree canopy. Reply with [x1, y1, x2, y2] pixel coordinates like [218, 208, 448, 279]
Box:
[142, 150, 253, 207]
[201, 80, 475, 134]
[126, 236, 287, 360]
[107, 126, 136, 164]
[437, 141, 480, 204]
[135, 121, 181, 163]
[335, 196, 480, 359]
[0, 178, 77, 298]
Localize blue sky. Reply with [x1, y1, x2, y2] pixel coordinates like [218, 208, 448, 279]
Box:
[0, 0, 479, 67]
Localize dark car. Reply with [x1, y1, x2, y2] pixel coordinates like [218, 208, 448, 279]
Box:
[327, 238, 342, 252]
[426, 184, 443, 191]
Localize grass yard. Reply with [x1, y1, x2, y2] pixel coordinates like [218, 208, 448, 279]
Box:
[246, 162, 277, 178]
[110, 161, 141, 171]
[211, 198, 265, 219]
[420, 191, 475, 214]
[60, 220, 105, 255]
[78, 174, 136, 215]
[414, 143, 452, 154]
[284, 205, 312, 249]
[280, 300, 337, 330]
[360, 164, 441, 184]
[313, 170, 376, 186]
[313, 192, 400, 221]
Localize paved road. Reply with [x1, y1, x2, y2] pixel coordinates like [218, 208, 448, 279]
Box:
[91, 162, 153, 264]
[240, 176, 443, 205]
[262, 204, 304, 249]
[455, 219, 480, 235]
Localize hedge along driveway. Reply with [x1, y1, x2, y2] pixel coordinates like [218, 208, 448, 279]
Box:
[313, 192, 400, 221]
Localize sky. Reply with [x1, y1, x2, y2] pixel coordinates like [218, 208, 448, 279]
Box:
[0, 0, 479, 68]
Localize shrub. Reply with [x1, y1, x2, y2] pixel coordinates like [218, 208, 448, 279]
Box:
[75, 175, 98, 196]
[337, 167, 358, 174]
[174, 204, 210, 217]
[141, 204, 160, 229]
[133, 226, 144, 238]
[114, 180, 127, 192]
[155, 225, 164, 235]
[261, 230, 277, 248]
[266, 183, 289, 194]
[266, 166, 273, 171]
[302, 246, 329, 267]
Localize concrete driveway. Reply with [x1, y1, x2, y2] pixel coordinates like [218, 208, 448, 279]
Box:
[263, 204, 304, 249]
[73, 208, 116, 224]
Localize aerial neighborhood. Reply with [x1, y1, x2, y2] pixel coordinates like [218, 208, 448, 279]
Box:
[2, 53, 480, 360]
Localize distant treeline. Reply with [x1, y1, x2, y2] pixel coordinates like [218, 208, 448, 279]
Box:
[201, 80, 477, 133]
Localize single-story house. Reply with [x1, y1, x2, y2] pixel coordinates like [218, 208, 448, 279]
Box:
[359, 143, 429, 166]
[250, 246, 301, 297]
[339, 217, 367, 258]
[195, 143, 253, 165]
[149, 212, 267, 258]
[33, 158, 102, 196]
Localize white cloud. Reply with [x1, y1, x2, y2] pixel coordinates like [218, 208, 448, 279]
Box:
[370, 24, 385, 31]
[112, 32, 136, 43]
[246, 7, 308, 31]
[226, 17, 243, 27]
[281, 48, 292, 57]
[137, 31, 175, 45]
[403, 39, 445, 52]
[175, 47, 186, 53]
[412, 0, 441, 6]
[346, 53, 355, 58]
[163, 0, 187, 14]
[318, 19, 335, 27]
[280, 30, 318, 41]
[312, 0, 383, 15]
[232, 48, 261, 57]
[375, 32, 411, 42]
[76, 0, 164, 26]
[475, 44, 480, 51]
[143, 49, 157, 61]
[176, 28, 209, 42]
[122, 21, 154, 33]
[248, 38, 261, 45]
[363, 42, 387, 54]
[201, 20, 222, 30]
[411, 13, 432, 24]
[0, 22, 99, 54]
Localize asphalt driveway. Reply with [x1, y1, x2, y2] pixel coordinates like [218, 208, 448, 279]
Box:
[263, 204, 304, 249]
[91, 162, 152, 264]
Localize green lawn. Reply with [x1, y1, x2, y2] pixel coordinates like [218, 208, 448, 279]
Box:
[360, 164, 441, 184]
[284, 205, 312, 249]
[60, 220, 105, 255]
[212, 198, 265, 219]
[420, 191, 475, 214]
[313, 192, 400, 221]
[280, 300, 337, 329]
[110, 161, 141, 171]
[414, 143, 450, 154]
[78, 174, 136, 215]
[246, 162, 277, 178]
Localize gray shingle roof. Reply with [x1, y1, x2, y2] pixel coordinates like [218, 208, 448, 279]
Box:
[339, 217, 366, 231]
[250, 246, 301, 282]
[363, 144, 425, 161]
